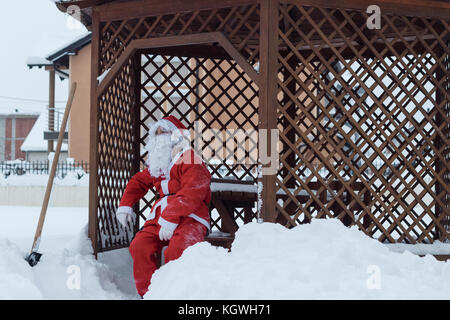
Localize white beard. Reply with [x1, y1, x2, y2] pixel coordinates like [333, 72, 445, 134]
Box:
[145, 133, 173, 178]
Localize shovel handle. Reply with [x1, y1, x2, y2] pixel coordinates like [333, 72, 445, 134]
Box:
[30, 82, 77, 253]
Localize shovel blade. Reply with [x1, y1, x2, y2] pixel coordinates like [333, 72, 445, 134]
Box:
[25, 252, 42, 267]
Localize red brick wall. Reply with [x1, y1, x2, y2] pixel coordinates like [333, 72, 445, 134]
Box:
[3, 117, 37, 160]
[16, 118, 37, 137]
[4, 119, 11, 160]
[15, 118, 37, 160]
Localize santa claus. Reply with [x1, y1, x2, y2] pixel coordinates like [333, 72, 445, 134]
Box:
[115, 115, 211, 297]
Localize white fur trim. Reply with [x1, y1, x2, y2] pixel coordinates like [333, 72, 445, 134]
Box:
[147, 210, 155, 220]
[148, 196, 168, 220]
[116, 206, 134, 215]
[160, 196, 168, 212]
[158, 217, 178, 232]
[188, 213, 210, 231]
[161, 179, 169, 195]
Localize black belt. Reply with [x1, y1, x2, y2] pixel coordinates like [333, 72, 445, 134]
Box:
[155, 193, 175, 200]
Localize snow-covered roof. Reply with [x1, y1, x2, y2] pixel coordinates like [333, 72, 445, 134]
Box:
[21, 113, 68, 152]
[27, 32, 91, 69]
[46, 32, 91, 62]
[26, 56, 53, 67]
[0, 107, 40, 117]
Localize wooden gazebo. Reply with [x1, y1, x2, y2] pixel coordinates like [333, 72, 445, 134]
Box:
[56, 0, 449, 256]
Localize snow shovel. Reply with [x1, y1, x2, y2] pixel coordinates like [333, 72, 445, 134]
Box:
[25, 82, 77, 267]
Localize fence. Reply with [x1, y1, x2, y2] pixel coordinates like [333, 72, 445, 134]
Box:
[0, 160, 89, 178]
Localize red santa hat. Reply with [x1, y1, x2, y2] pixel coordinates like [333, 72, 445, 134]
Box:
[149, 115, 187, 136]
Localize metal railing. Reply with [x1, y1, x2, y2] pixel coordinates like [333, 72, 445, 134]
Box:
[0, 160, 89, 178]
[46, 106, 66, 132]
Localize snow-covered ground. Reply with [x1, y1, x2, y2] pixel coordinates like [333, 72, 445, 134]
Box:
[0, 205, 449, 300]
[0, 205, 137, 299]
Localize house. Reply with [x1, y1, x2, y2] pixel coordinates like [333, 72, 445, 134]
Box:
[27, 32, 92, 162]
[20, 112, 68, 161]
[0, 108, 39, 161]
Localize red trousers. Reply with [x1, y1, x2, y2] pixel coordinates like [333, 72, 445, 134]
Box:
[129, 217, 207, 297]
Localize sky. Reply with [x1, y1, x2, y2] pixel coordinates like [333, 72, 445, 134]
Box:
[0, 0, 88, 114]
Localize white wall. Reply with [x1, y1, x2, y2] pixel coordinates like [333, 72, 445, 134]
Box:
[0, 185, 88, 207]
[25, 151, 69, 162]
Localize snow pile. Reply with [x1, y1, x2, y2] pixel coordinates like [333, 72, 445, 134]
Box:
[0, 226, 136, 300]
[145, 219, 450, 300]
[0, 206, 137, 300]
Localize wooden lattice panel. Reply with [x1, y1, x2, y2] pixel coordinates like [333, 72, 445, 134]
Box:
[275, 2, 449, 243]
[99, 4, 261, 75]
[96, 58, 138, 252]
[137, 52, 259, 230]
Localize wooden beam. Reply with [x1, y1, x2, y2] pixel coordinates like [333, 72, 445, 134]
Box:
[96, 42, 138, 97]
[97, 32, 222, 96]
[258, 0, 279, 223]
[98, 0, 259, 22]
[284, 0, 450, 20]
[139, 44, 231, 60]
[215, 32, 260, 85]
[97, 31, 260, 96]
[131, 52, 141, 235]
[88, 8, 101, 257]
[55, 0, 111, 10]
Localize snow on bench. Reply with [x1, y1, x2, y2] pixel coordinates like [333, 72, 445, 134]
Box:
[385, 242, 450, 256]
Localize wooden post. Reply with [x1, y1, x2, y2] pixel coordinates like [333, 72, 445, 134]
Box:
[280, 6, 299, 220]
[281, 4, 297, 190]
[434, 46, 446, 242]
[88, 8, 100, 257]
[132, 52, 142, 235]
[258, 0, 279, 222]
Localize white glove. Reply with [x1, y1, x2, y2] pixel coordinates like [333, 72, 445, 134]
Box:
[159, 226, 174, 241]
[116, 209, 134, 228]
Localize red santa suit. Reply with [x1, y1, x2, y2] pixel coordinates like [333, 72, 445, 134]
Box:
[116, 116, 211, 297]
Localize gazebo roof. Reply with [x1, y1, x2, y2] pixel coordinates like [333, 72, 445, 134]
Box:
[55, 0, 450, 30]
[55, 0, 129, 28]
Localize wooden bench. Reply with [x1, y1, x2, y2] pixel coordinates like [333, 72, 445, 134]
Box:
[209, 177, 373, 229]
[207, 177, 256, 248]
[155, 177, 373, 266]
[205, 230, 234, 249]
